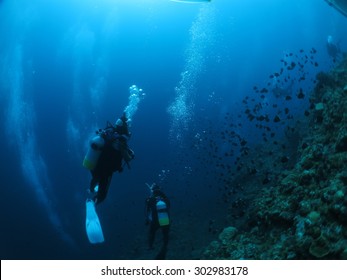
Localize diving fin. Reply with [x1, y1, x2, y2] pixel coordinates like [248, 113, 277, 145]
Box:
[85, 199, 104, 244]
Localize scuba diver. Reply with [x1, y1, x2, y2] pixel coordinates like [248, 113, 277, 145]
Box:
[84, 112, 135, 204]
[145, 183, 171, 260]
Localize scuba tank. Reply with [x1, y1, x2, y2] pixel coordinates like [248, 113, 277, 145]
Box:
[83, 135, 105, 170]
[156, 199, 170, 226]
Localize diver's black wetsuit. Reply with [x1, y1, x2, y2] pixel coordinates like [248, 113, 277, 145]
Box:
[90, 139, 123, 204]
[88, 113, 133, 204]
[146, 191, 170, 260]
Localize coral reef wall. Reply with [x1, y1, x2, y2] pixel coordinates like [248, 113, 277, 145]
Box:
[203, 54, 347, 260]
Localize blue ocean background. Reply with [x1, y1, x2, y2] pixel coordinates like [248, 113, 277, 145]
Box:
[0, 0, 346, 259]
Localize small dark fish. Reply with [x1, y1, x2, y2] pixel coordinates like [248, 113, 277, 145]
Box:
[273, 115, 281, 122]
[280, 156, 289, 163]
[240, 139, 247, 146]
[260, 88, 269, 93]
[284, 108, 289, 114]
[257, 115, 266, 121]
[287, 62, 296, 70]
[248, 114, 255, 121]
[285, 95, 292, 100]
[304, 110, 310, 116]
[297, 88, 305, 99]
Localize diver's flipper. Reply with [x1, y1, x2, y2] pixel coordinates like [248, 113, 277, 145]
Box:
[85, 199, 104, 244]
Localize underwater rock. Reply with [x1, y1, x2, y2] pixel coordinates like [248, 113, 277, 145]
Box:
[203, 241, 221, 259]
[200, 52, 347, 260]
[298, 201, 312, 216]
[337, 171, 347, 185]
[309, 235, 331, 258]
[335, 133, 347, 152]
[340, 248, 347, 259]
[218, 226, 238, 245]
[315, 102, 324, 111]
[281, 173, 300, 187]
[299, 170, 314, 186]
[337, 206, 347, 224]
[334, 189, 345, 200]
[315, 72, 336, 100]
[328, 153, 347, 170]
[298, 143, 325, 171]
[307, 211, 321, 224]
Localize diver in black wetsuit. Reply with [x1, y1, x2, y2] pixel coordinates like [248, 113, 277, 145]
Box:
[89, 113, 134, 204]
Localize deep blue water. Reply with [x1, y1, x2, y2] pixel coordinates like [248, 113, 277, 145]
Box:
[0, 0, 346, 259]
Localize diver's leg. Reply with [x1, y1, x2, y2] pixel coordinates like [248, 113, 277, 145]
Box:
[162, 225, 169, 249]
[89, 172, 99, 193]
[156, 226, 169, 259]
[95, 174, 112, 204]
[148, 224, 157, 249]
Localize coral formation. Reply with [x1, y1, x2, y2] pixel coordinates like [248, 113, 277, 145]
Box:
[203, 54, 347, 260]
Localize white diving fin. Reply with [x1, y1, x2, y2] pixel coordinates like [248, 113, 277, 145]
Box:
[85, 199, 104, 244]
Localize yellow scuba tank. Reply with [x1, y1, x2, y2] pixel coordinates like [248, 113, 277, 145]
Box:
[83, 135, 105, 170]
[156, 200, 170, 226]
